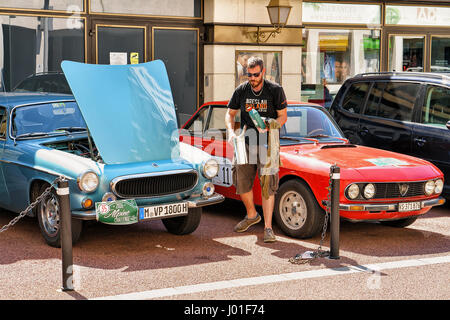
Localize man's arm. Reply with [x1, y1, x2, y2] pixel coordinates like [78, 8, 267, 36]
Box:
[276, 107, 287, 127]
[225, 108, 239, 142]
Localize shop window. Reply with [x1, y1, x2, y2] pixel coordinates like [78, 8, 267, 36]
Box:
[301, 29, 380, 107]
[0, 0, 84, 12]
[431, 37, 450, 73]
[388, 35, 425, 72]
[90, 0, 201, 18]
[0, 14, 84, 91]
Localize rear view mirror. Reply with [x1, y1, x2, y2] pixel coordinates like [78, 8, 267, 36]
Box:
[447, 120, 450, 130]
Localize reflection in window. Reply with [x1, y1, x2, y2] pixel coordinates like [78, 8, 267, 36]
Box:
[341, 82, 369, 114]
[365, 82, 385, 117]
[388, 35, 424, 72]
[431, 37, 450, 73]
[0, 15, 84, 91]
[301, 29, 380, 107]
[90, 0, 201, 17]
[0, 0, 83, 11]
[421, 86, 450, 127]
[370, 82, 417, 121]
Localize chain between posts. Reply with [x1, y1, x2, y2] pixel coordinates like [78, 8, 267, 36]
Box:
[0, 176, 65, 234]
[289, 164, 337, 264]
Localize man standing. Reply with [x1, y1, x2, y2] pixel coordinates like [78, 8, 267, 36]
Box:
[225, 56, 287, 243]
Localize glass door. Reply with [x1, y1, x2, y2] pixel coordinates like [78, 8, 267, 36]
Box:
[388, 34, 426, 72]
[95, 23, 146, 65]
[152, 27, 199, 126]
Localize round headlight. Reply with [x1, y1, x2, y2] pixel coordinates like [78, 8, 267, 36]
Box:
[202, 182, 215, 198]
[78, 171, 99, 193]
[435, 179, 444, 194]
[202, 158, 219, 179]
[347, 184, 360, 199]
[424, 180, 435, 196]
[363, 183, 376, 199]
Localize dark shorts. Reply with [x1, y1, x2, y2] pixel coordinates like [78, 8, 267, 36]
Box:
[232, 144, 279, 195]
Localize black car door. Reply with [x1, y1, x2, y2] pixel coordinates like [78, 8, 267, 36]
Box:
[412, 84, 450, 195]
[357, 81, 419, 155]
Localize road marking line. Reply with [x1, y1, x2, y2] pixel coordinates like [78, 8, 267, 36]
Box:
[92, 255, 450, 300]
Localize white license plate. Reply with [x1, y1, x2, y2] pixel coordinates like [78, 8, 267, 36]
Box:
[398, 202, 421, 212]
[139, 202, 188, 220]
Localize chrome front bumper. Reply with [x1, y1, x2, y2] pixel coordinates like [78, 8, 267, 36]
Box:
[72, 193, 225, 220]
[322, 196, 445, 212]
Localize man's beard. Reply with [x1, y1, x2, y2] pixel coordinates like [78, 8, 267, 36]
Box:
[250, 77, 263, 89]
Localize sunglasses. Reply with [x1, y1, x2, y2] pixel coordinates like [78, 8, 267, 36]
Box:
[247, 71, 261, 78]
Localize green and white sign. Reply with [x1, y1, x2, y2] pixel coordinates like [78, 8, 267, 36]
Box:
[96, 199, 138, 225]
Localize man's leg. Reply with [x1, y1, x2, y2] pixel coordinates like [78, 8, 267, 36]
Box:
[261, 194, 275, 229]
[240, 189, 258, 219]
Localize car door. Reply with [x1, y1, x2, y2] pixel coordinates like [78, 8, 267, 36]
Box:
[358, 81, 419, 155]
[0, 107, 9, 205]
[412, 84, 450, 195]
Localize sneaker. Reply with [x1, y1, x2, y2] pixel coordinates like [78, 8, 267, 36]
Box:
[263, 228, 276, 243]
[234, 214, 261, 233]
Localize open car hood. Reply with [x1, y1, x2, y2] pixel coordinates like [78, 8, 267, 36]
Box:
[61, 60, 179, 164]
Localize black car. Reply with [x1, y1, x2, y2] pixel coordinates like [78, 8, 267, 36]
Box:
[329, 72, 450, 198]
[12, 72, 72, 94]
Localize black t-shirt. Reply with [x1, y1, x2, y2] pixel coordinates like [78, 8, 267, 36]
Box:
[228, 80, 287, 145]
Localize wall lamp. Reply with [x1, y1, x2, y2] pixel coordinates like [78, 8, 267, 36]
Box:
[248, 0, 292, 43]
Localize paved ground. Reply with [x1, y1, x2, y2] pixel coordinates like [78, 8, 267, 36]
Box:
[0, 198, 448, 307]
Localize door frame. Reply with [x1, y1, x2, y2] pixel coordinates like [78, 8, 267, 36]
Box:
[92, 21, 148, 64]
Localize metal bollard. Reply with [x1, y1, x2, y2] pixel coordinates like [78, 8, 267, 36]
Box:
[57, 178, 74, 291]
[329, 165, 340, 260]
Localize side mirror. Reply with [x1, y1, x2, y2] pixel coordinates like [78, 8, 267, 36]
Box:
[447, 120, 450, 130]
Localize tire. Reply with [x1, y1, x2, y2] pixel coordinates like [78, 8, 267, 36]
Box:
[380, 216, 418, 228]
[274, 179, 324, 239]
[162, 207, 202, 235]
[36, 184, 83, 248]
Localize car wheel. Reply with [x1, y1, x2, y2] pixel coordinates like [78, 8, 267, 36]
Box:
[274, 179, 324, 238]
[162, 207, 202, 235]
[380, 216, 418, 228]
[36, 184, 83, 248]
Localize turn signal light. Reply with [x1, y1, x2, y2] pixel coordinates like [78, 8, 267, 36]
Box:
[82, 198, 93, 209]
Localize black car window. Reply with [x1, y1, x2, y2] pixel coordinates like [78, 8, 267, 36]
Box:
[377, 82, 417, 121]
[421, 85, 450, 127]
[341, 82, 369, 114]
[0, 107, 6, 139]
[365, 82, 385, 117]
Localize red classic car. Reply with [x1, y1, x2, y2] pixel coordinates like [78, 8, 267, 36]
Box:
[180, 101, 445, 238]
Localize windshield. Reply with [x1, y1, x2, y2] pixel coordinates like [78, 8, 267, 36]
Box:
[281, 106, 344, 139]
[12, 101, 86, 137]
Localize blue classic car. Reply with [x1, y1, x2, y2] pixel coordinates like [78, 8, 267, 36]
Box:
[0, 60, 224, 247]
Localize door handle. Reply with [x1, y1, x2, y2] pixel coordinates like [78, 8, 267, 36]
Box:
[359, 127, 369, 136]
[414, 137, 426, 147]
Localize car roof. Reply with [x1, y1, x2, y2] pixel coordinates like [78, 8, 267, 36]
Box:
[0, 92, 74, 108]
[351, 72, 450, 85]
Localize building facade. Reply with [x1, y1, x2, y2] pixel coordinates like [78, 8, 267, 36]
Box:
[0, 0, 449, 123]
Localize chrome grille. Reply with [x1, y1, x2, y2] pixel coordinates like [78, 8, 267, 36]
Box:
[111, 170, 198, 198]
[345, 181, 426, 200]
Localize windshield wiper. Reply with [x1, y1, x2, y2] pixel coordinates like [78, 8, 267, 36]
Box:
[15, 132, 49, 139]
[280, 136, 302, 142]
[305, 134, 330, 138]
[54, 126, 87, 134]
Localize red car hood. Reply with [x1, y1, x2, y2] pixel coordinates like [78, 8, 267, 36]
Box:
[281, 144, 443, 182]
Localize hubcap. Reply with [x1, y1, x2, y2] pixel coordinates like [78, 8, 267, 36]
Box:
[40, 193, 60, 237]
[279, 191, 307, 230]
